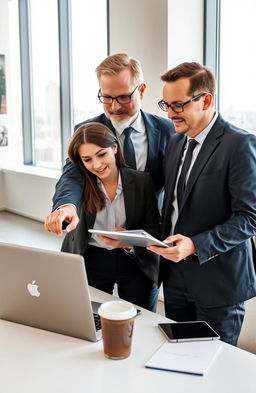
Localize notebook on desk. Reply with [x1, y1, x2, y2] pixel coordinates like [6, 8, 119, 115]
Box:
[145, 340, 222, 376]
[0, 242, 102, 342]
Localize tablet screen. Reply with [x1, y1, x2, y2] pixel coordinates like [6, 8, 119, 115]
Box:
[158, 321, 220, 341]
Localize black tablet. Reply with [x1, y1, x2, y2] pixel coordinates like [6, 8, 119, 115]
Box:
[158, 321, 220, 342]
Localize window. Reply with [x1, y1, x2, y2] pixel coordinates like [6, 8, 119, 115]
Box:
[6, 0, 23, 164]
[219, 0, 256, 134]
[30, 0, 61, 169]
[205, 0, 256, 135]
[71, 0, 108, 125]
[16, 0, 108, 169]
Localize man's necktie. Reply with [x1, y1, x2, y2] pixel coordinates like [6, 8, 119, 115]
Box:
[123, 127, 137, 169]
[176, 138, 198, 209]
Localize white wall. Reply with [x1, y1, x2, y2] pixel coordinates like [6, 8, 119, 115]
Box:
[109, 0, 169, 117]
[2, 168, 59, 221]
[109, 0, 204, 115]
[168, 0, 204, 67]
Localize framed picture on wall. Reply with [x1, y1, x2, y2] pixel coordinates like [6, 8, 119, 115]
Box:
[0, 115, 8, 146]
[0, 55, 7, 146]
[0, 54, 7, 115]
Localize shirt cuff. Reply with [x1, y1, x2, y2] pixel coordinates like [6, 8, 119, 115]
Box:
[123, 247, 135, 256]
[55, 204, 77, 211]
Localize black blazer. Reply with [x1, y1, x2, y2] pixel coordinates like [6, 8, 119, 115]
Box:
[161, 114, 256, 307]
[61, 167, 161, 284]
[52, 110, 175, 210]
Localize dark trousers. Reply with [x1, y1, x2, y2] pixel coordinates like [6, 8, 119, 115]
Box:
[163, 269, 245, 346]
[84, 245, 159, 312]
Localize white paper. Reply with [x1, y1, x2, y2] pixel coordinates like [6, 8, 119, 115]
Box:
[88, 229, 169, 248]
[145, 340, 222, 376]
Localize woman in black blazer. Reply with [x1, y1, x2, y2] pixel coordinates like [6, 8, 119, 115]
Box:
[61, 122, 160, 311]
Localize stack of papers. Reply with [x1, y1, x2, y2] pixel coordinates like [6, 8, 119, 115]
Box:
[145, 340, 222, 376]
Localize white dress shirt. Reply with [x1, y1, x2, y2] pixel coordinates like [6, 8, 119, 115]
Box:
[89, 172, 126, 250]
[170, 112, 218, 235]
[115, 111, 148, 171]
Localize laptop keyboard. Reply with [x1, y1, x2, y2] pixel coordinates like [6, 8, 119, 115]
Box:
[93, 313, 102, 331]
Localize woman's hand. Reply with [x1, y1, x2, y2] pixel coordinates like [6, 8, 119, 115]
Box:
[95, 227, 132, 249]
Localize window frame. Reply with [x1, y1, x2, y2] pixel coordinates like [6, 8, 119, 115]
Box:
[204, 0, 220, 110]
[18, 0, 109, 167]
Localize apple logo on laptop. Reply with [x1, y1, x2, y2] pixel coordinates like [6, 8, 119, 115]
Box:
[27, 280, 40, 297]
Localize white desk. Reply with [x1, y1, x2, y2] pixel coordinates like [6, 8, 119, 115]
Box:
[0, 287, 255, 393]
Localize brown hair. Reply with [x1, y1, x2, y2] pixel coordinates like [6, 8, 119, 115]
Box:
[161, 62, 216, 96]
[68, 122, 127, 213]
[95, 53, 144, 84]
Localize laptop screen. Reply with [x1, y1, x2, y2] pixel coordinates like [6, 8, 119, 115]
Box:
[0, 242, 102, 341]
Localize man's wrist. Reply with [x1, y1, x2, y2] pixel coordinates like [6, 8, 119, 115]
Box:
[183, 251, 199, 262]
[183, 252, 199, 262]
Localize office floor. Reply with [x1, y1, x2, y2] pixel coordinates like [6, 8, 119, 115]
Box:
[0, 211, 255, 354]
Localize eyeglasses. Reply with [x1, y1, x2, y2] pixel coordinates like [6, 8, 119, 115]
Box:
[98, 85, 139, 104]
[158, 92, 207, 113]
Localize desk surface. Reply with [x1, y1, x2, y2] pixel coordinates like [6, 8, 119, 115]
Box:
[1, 287, 255, 393]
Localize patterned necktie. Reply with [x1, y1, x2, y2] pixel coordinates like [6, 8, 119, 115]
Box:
[177, 138, 198, 209]
[123, 127, 137, 169]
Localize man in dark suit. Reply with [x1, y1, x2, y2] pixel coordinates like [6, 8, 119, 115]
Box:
[148, 62, 256, 345]
[45, 53, 174, 235]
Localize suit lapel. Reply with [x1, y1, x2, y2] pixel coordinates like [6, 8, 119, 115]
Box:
[101, 115, 116, 135]
[141, 111, 159, 171]
[76, 209, 96, 253]
[179, 118, 224, 212]
[165, 136, 186, 197]
[121, 168, 135, 229]
[162, 136, 186, 236]
[85, 211, 96, 231]
[83, 168, 135, 232]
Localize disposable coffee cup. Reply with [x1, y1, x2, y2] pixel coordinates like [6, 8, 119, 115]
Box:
[98, 300, 137, 360]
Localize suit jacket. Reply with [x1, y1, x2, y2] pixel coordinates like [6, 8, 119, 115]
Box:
[61, 167, 161, 284]
[52, 110, 175, 210]
[161, 114, 256, 307]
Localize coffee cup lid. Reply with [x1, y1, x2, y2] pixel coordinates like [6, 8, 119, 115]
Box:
[98, 300, 137, 320]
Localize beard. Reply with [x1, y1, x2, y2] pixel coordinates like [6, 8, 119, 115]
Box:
[104, 108, 134, 133]
[110, 117, 132, 133]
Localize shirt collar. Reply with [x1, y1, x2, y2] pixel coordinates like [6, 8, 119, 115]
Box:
[189, 111, 218, 145]
[129, 110, 143, 133]
[97, 172, 123, 200]
[114, 110, 143, 136]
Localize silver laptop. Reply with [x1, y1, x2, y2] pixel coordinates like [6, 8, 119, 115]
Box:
[0, 242, 102, 342]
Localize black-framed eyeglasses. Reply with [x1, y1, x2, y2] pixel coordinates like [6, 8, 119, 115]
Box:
[98, 85, 139, 104]
[158, 92, 207, 113]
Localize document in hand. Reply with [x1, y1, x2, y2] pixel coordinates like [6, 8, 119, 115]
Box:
[88, 229, 169, 248]
[145, 340, 222, 376]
